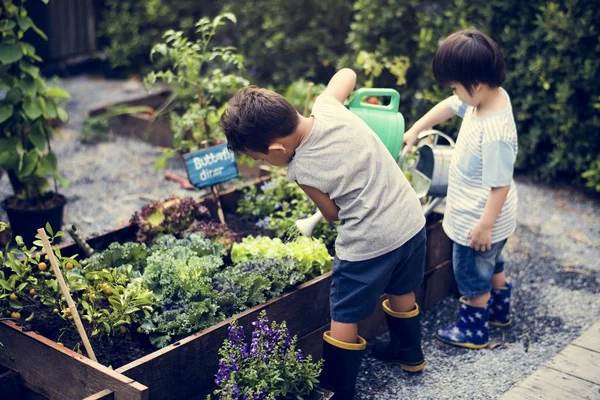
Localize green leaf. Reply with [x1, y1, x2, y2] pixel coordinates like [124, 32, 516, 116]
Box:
[30, 20, 48, 41]
[0, 43, 23, 64]
[0, 279, 11, 290]
[18, 150, 39, 179]
[0, 20, 16, 32]
[16, 16, 32, 32]
[0, 104, 13, 123]
[23, 98, 42, 120]
[46, 87, 70, 99]
[19, 61, 39, 77]
[25, 311, 34, 321]
[155, 154, 169, 170]
[45, 221, 53, 236]
[29, 125, 46, 151]
[17, 282, 27, 291]
[45, 100, 57, 118]
[56, 106, 68, 122]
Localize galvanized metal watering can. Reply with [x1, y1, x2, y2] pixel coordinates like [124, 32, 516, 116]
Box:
[405, 129, 455, 198]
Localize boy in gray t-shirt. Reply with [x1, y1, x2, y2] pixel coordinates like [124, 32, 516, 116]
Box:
[221, 68, 426, 398]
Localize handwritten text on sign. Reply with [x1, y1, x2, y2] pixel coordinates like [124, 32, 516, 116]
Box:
[183, 144, 238, 189]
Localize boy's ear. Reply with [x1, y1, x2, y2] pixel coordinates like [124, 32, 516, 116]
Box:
[268, 142, 287, 154]
[472, 83, 483, 93]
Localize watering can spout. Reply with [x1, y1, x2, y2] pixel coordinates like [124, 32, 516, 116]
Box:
[295, 210, 324, 237]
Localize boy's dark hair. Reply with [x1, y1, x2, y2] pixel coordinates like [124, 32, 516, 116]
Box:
[432, 29, 506, 94]
[220, 86, 299, 153]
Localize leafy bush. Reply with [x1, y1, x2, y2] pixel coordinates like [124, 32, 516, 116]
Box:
[98, 0, 221, 74]
[212, 312, 322, 399]
[223, 0, 353, 88]
[344, 0, 600, 190]
[143, 13, 249, 168]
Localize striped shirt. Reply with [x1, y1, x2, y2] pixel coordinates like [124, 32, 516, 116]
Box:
[442, 89, 518, 246]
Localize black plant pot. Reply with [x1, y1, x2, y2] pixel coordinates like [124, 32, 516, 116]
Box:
[2, 194, 67, 245]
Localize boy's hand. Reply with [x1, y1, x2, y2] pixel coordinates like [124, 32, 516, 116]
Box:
[469, 221, 493, 251]
[402, 128, 420, 154]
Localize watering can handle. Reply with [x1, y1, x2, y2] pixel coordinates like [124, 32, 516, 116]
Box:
[418, 129, 455, 147]
[348, 88, 401, 111]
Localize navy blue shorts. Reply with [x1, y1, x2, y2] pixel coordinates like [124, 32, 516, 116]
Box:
[453, 239, 507, 298]
[330, 228, 426, 323]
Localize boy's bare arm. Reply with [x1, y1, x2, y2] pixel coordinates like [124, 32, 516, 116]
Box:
[403, 96, 457, 152]
[299, 184, 340, 221]
[321, 68, 357, 103]
[469, 186, 510, 251]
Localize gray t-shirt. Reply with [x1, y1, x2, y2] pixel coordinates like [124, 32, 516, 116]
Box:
[287, 95, 425, 261]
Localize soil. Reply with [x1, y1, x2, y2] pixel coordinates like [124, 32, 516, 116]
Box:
[23, 307, 153, 368]
[3, 192, 66, 211]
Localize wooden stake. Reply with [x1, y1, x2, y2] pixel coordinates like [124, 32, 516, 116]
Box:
[37, 228, 98, 362]
[211, 185, 226, 225]
[303, 82, 315, 117]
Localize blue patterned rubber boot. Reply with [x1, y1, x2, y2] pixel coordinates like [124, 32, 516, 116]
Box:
[489, 281, 512, 327]
[436, 298, 489, 349]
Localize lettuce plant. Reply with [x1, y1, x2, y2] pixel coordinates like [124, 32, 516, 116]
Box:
[230, 236, 333, 277]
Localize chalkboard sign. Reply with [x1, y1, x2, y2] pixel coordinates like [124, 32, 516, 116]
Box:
[183, 144, 238, 189]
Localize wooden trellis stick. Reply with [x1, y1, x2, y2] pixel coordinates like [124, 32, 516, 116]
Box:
[37, 228, 97, 362]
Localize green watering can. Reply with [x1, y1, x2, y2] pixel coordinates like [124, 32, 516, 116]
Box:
[295, 88, 408, 237]
[347, 88, 405, 160]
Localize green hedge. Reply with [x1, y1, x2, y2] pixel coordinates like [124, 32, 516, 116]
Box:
[98, 0, 600, 191]
[343, 0, 600, 190]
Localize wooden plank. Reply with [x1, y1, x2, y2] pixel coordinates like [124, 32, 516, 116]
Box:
[83, 389, 115, 400]
[425, 218, 453, 272]
[419, 260, 458, 309]
[117, 273, 333, 400]
[298, 324, 330, 361]
[0, 322, 148, 400]
[572, 322, 600, 354]
[88, 88, 173, 117]
[0, 368, 23, 398]
[501, 366, 600, 400]
[546, 344, 600, 385]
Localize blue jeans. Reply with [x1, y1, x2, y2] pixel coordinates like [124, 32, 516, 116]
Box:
[453, 239, 507, 298]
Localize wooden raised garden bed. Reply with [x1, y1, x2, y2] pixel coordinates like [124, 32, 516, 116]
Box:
[0, 176, 455, 399]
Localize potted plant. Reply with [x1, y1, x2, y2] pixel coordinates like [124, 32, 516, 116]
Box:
[0, 0, 70, 245]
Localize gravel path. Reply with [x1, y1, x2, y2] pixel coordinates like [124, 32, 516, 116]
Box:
[357, 181, 600, 399]
[1, 76, 598, 399]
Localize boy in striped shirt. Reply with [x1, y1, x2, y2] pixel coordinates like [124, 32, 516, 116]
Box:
[403, 29, 517, 348]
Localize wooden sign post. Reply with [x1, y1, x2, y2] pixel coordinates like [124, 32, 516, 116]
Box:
[37, 228, 97, 362]
[183, 143, 239, 224]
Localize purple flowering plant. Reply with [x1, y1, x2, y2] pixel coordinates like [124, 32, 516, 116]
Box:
[212, 311, 322, 399]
